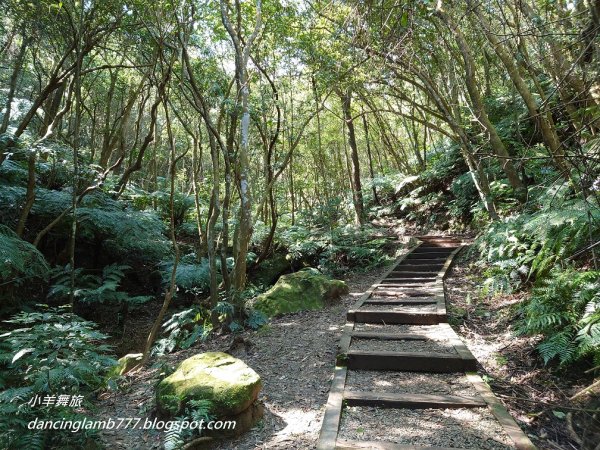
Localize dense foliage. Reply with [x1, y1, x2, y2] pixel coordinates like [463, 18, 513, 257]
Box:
[0, 0, 598, 447]
[0, 307, 116, 449]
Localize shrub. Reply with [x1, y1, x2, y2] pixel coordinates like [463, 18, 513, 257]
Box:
[48, 264, 153, 307]
[517, 269, 600, 366]
[0, 306, 117, 449]
[475, 198, 600, 295]
[160, 254, 212, 296]
[0, 225, 49, 286]
[153, 306, 212, 355]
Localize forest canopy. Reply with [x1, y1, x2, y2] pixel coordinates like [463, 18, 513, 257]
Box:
[0, 0, 598, 448]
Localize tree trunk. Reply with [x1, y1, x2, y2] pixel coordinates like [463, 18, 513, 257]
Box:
[435, 5, 526, 200]
[16, 154, 36, 237]
[1, 35, 31, 135]
[362, 114, 380, 205]
[220, 0, 262, 300]
[340, 89, 365, 225]
[470, 3, 571, 176]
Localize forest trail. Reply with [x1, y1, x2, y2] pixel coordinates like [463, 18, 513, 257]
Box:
[316, 236, 536, 450]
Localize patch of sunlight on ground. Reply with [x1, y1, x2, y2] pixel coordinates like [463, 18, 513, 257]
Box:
[270, 407, 320, 438]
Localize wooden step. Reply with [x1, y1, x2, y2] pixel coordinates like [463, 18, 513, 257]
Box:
[343, 391, 486, 409]
[388, 271, 439, 278]
[348, 309, 446, 324]
[413, 248, 458, 253]
[409, 255, 454, 260]
[380, 278, 437, 284]
[363, 297, 438, 305]
[337, 440, 467, 450]
[373, 288, 444, 296]
[403, 257, 447, 263]
[392, 265, 444, 272]
[350, 331, 429, 340]
[346, 350, 476, 372]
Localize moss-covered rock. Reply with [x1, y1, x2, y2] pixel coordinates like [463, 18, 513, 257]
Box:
[249, 268, 348, 317]
[108, 353, 143, 377]
[156, 352, 261, 417]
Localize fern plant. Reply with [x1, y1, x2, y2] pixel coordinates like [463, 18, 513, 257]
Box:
[163, 399, 215, 450]
[0, 225, 49, 285]
[153, 306, 212, 356]
[0, 305, 117, 449]
[48, 264, 152, 307]
[518, 269, 600, 366]
[161, 254, 212, 296]
[475, 197, 599, 296]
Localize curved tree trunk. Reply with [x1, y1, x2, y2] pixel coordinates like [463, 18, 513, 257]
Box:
[435, 5, 526, 200]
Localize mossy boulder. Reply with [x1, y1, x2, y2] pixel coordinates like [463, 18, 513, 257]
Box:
[108, 353, 143, 377]
[249, 268, 348, 317]
[156, 352, 261, 417]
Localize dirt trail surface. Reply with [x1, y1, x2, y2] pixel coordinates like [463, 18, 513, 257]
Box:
[96, 259, 404, 450]
[445, 258, 596, 449]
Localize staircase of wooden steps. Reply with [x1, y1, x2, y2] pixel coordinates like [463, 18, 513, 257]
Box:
[317, 236, 536, 450]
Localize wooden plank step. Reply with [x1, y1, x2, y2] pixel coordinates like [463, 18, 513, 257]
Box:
[343, 391, 486, 409]
[336, 440, 467, 450]
[403, 257, 447, 263]
[373, 288, 443, 296]
[346, 350, 474, 372]
[380, 278, 437, 284]
[375, 284, 443, 289]
[413, 249, 457, 254]
[348, 309, 446, 324]
[388, 271, 439, 278]
[411, 247, 455, 253]
[316, 366, 347, 450]
[392, 265, 443, 271]
[363, 297, 438, 305]
[350, 331, 429, 340]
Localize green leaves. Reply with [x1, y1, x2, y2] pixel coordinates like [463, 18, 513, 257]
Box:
[48, 264, 153, 307]
[153, 306, 212, 356]
[0, 225, 49, 285]
[0, 306, 116, 448]
[517, 269, 600, 366]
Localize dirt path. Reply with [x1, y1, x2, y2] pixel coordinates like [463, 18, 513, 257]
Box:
[96, 258, 405, 450]
[445, 257, 595, 449]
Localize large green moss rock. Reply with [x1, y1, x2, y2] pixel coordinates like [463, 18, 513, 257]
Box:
[249, 268, 349, 317]
[156, 352, 261, 417]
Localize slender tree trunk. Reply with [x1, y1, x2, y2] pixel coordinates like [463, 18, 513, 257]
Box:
[435, 5, 526, 199]
[191, 136, 208, 256]
[206, 131, 221, 327]
[220, 0, 262, 300]
[362, 114, 380, 205]
[340, 89, 365, 225]
[0, 35, 30, 135]
[16, 154, 36, 237]
[138, 104, 181, 369]
[469, 3, 571, 176]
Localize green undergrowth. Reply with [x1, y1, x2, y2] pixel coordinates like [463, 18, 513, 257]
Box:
[0, 306, 117, 449]
[472, 187, 599, 368]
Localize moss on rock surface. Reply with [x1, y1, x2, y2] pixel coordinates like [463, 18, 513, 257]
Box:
[156, 352, 261, 417]
[108, 353, 143, 377]
[249, 268, 348, 317]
